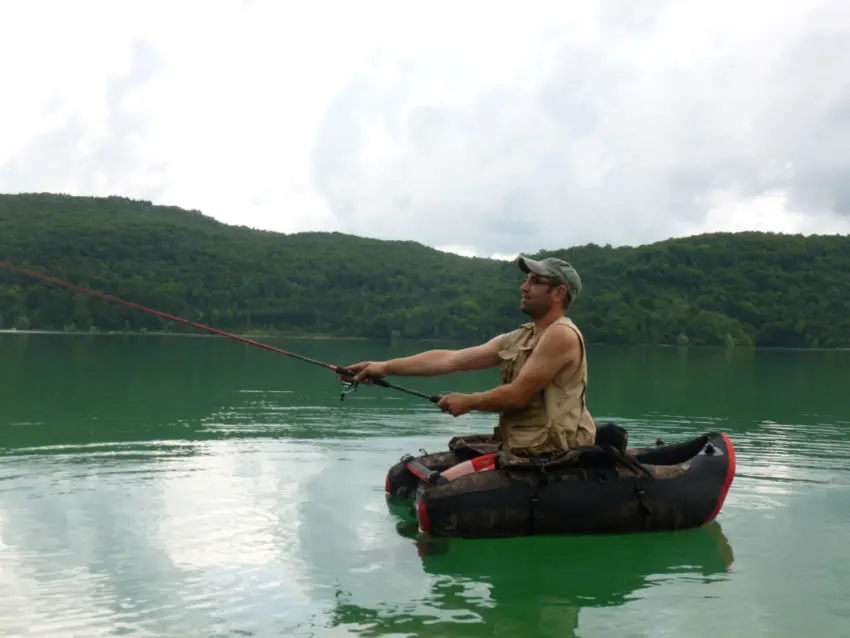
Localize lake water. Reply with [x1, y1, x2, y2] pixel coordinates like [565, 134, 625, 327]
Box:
[1, 332, 849, 637]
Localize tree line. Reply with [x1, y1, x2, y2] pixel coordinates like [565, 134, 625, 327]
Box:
[1, 193, 849, 348]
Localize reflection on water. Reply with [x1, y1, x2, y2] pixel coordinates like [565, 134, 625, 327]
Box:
[328, 522, 734, 638]
[1, 335, 850, 636]
[1, 408, 845, 637]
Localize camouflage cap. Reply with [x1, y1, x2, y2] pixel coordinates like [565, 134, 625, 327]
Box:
[517, 256, 582, 299]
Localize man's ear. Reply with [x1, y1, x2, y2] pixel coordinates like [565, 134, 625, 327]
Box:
[555, 284, 569, 303]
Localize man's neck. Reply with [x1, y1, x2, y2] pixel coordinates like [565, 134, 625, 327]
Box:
[531, 309, 565, 332]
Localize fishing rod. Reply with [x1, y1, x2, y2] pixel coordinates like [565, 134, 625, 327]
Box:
[0, 262, 440, 404]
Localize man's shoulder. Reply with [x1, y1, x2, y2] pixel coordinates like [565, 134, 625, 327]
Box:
[555, 316, 584, 340]
[540, 320, 581, 350]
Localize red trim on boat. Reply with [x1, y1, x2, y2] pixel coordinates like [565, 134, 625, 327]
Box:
[406, 463, 431, 482]
[703, 433, 736, 525]
[417, 499, 431, 534]
[385, 472, 391, 494]
[471, 452, 497, 472]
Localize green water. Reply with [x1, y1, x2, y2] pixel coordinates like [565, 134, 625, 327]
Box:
[1, 333, 849, 637]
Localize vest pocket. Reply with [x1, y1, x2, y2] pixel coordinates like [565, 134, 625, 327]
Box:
[505, 423, 550, 453]
[498, 348, 519, 384]
[498, 347, 519, 361]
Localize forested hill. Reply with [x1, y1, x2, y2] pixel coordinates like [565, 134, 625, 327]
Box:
[1, 192, 849, 348]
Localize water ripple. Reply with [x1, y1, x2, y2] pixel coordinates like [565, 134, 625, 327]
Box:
[1, 400, 849, 636]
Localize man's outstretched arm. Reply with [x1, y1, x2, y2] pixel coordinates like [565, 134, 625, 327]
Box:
[438, 324, 579, 416]
[347, 333, 507, 381]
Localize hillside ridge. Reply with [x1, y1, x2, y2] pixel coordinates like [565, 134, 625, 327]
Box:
[2, 192, 849, 348]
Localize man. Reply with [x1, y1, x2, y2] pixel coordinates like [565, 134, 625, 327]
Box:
[346, 255, 596, 457]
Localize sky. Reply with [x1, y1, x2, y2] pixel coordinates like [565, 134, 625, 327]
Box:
[1, 0, 849, 259]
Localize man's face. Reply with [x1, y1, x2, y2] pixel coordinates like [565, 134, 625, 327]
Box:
[520, 273, 564, 317]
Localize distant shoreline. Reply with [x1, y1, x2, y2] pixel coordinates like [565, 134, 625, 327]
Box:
[3, 192, 848, 350]
[0, 328, 369, 340]
[0, 328, 464, 344]
[2, 329, 848, 351]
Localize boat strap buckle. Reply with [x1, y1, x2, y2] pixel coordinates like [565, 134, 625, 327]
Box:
[527, 452, 557, 474]
[406, 458, 449, 486]
[633, 478, 653, 522]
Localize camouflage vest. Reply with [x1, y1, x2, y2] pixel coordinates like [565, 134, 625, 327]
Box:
[495, 316, 595, 455]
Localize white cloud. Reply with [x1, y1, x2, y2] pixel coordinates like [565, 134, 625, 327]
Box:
[1, 0, 848, 257]
[674, 189, 850, 238]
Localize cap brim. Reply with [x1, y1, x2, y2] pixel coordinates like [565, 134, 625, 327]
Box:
[517, 256, 549, 276]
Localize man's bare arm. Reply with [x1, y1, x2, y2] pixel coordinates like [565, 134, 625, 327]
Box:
[350, 333, 507, 381]
[461, 324, 579, 412]
[385, 333, 506, 376]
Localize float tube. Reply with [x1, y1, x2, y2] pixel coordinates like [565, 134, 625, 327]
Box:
[385, 423, 735, 538]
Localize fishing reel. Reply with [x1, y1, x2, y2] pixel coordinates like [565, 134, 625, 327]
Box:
[338, 376, 360, 402]
[335, 369, 434, 404]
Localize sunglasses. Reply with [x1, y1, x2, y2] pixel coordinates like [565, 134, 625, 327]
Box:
[525, 274, 562, 287]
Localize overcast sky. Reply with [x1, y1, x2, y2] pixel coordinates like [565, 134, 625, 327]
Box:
[1, 0, 849, 259]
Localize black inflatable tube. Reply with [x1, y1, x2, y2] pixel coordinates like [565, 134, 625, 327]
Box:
[385, 428, 736, 539]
